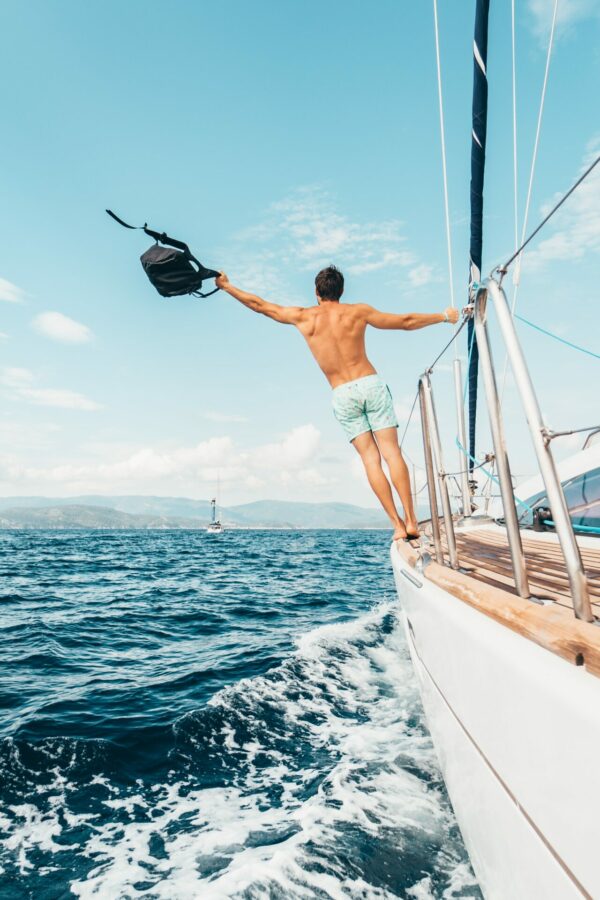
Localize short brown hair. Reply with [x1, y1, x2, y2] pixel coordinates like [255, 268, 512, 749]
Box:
[315, 265, 344, 301]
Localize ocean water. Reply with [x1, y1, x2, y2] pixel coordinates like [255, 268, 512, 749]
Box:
[0, 529, 481, 899]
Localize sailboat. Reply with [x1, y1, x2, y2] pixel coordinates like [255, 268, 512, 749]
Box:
[206, 497, 223, 534]
[391, 2, 600, 898]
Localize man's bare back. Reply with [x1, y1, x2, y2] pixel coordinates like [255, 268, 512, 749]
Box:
[294, 303, 376, 388]
[215, 273, 456, 388]
[215, 265, 458, 542]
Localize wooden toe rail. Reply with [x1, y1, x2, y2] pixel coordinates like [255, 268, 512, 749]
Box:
[395, 535, 600, 678]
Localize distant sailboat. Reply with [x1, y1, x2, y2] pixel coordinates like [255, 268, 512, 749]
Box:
[206, 497, 223, 534]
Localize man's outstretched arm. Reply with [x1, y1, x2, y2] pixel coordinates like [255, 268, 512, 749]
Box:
[363, 305, 459, 330]
[216, 273, 305, 326]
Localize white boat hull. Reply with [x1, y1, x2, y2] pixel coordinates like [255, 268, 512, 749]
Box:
[391, 543, 600, 899]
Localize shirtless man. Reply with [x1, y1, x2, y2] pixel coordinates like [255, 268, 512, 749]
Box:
[216, 265, 459, 541]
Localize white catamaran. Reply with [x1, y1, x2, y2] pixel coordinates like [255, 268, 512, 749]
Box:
[392, 2, 600, 898]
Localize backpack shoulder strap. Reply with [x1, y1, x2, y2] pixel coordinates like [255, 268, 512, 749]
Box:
[191, 286, 220, 299]
[106, 209, 142, 230]
[106, 209, 196, 258]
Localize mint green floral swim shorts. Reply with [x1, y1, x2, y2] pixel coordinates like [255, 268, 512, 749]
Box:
[332, 374, 398, 442]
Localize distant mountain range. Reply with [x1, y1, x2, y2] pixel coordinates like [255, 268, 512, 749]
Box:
[0, 496, 390, 530]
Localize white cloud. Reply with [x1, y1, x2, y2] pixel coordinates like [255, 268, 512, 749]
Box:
[271, 188, 414, 269]
[523, 138, 600, 272]
[21, 388, 101, 410]
[0, 424, 323, 494]
[528, 0, 599, 40]
[228, 187, 420, 294]
[407, 264, 436, 288]
[248, 424, 320, 469]
[347, 250, 413, 277]
[33, 311, 93, 344]
[1, 366, 101, 411]
[1, 367, 34, 389]
[202, 411, 248, 423]
[0, 332, 8, 340]
[226, 258, 290, 300]
[0, 278, 24, 303]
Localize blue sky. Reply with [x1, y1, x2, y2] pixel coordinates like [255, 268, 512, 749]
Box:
[1, 0, 599, 506]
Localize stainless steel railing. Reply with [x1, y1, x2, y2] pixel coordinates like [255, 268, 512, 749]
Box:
[419, 373, 458, 569]
[417, 275, 593, 622]
[483, 277, 592, 621]
[473, 283, 530, 599]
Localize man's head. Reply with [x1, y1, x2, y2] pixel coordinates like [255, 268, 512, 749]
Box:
[315, 265, 344, 302]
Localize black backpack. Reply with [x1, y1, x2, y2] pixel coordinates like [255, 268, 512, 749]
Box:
[106, 210, 220, 298]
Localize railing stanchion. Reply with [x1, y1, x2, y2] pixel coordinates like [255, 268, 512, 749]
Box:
[411, 463, 417, 523]
[454, 357, 472, 518]
[421, 373, 459, 569]
[419, 378, 443, 564]
[486, 278, 592, 621]
[473, 286, 530, 598]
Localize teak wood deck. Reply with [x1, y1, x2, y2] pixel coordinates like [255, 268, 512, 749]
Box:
[396, 523, 600, 677]
[451, 527, 600, 615]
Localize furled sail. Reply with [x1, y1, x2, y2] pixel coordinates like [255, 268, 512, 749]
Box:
[468, 0, 490, 468]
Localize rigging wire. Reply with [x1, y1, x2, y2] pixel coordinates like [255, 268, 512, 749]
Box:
[402, 7, 598, 530]
[499, 0, 558, 402]
[399, 1, 466, 474]
[432, 0, 458, 361]
[498, 151, 600, 275]
[511, 0, 519, 271]
[511, 0, 559, 292]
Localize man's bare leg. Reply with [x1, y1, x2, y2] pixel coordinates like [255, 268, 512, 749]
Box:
[352, 431, 407, 540]
[373, 427, 419, 535]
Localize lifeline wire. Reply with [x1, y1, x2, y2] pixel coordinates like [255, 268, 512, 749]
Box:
[399, 315, 469, 471]
[400, 316, 468, 450]
[427, 317, 468, 373]
[548, 425, 600, 440]
[454, 434, 600, 534]
[399, 389, 420, 450]
[514, 313, 600, 361]
[445, 456, 491, 478]
[455, 317, 600, 535]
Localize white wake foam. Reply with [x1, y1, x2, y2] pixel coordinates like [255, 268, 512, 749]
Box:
[5, 602, 479, 898]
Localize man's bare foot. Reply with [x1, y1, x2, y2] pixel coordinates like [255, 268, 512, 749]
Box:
[392, 526, 407, 542]
[405, 520, 420, 539]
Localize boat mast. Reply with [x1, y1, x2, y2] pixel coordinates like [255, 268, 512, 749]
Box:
[468, 0, 490, 472]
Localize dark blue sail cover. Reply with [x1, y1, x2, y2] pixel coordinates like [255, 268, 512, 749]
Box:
[468, 0, 490, 468]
